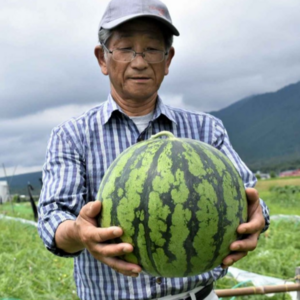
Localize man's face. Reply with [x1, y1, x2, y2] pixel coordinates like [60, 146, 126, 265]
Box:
[96, 18, 174, 103]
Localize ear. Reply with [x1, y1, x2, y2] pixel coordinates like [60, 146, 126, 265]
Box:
[164, 47, 175, 76]
[94, 45, 109, 76]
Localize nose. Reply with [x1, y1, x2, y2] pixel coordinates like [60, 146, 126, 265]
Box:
[131, 52, 148, 68]
[134, 52, 146, 59]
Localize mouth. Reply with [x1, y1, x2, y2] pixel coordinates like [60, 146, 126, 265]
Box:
[130, 76, 151, 82]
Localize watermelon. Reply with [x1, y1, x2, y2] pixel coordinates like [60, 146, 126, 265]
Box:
[97, 131, 247, 277]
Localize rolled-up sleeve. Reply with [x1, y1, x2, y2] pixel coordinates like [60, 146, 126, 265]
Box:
[38, 126, 86, 257]
[212, 118, 270, 233]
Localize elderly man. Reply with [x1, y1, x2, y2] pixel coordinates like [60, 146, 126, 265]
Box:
[38, 0, 269, 299]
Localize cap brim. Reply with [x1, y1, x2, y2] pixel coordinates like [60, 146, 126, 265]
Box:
[100, 13, 180, 36]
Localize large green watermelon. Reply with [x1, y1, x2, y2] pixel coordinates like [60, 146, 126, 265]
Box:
[97, 131, 247, 277]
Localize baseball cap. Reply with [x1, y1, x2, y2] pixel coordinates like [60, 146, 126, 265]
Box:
[99, 0, 180, 36]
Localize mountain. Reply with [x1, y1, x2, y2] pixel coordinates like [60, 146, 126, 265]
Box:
[0, 171, 42, 195]
[1, 81, 299, 193]
[210, 81, 300, 172]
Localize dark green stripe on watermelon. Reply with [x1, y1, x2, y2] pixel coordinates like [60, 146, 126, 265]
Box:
[97, 132, 247, 277]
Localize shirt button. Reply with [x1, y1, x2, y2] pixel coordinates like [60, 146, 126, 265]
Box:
[156, 277, 162, 285]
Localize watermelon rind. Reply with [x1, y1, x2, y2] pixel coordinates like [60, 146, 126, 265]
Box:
[97, 131, 247, 277]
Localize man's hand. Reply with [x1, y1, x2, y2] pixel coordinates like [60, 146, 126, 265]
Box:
[222, 188, 265, 268]
[55, 201, 142, 277]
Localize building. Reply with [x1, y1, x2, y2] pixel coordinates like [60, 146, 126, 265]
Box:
[279, 169, 300, 177]
[0, 181, 9, 204]
[255, 171, 270, 180]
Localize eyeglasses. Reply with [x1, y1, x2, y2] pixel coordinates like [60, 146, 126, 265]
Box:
[102, 44, 168, 64]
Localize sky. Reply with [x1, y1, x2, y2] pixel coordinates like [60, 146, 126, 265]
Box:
[1, 0, 300, 176]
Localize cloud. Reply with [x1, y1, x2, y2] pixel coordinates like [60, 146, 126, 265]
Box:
[0, 103, 100, 176]
[160, 0, 300, 110]
[1, 0, 300, 173]
[0, 0, 108, 119]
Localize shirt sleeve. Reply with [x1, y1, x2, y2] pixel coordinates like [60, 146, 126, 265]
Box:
[212, 118, 270, 233]
[38, 126, 87, 257]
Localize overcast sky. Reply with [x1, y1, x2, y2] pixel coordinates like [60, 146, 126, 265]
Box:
[1, 0, 300, 176]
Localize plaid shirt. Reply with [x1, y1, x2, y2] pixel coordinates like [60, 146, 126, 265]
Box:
[38, 94, 270, 300]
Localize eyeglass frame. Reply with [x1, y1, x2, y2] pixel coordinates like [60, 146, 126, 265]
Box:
[101, 43, 169, 64]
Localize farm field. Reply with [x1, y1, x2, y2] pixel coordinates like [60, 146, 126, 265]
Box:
[0, 220, 78, 300]
[256, 177, 300, 215]
[255, 177, 300, 190]
[217, 177, 300, 300]
[0, 176, 299, 300]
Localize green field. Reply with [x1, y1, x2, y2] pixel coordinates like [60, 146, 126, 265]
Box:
[0, 201, 37, 221]
[257, 177, 300, 216]
[216, 177, 300, 300]
[0, 220, 78, 300]
[0, 177, 299, 300]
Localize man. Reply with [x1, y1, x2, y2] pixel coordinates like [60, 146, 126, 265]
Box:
[38, 0, 269, 299]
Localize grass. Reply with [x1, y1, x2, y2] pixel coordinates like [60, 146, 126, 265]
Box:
[0, 201, 37, 221]
[0, 176, 299, 300]
[215, 177, 300, 299]
[257, 177, 300, 215]
[220, 219, 300, 278]
[255, 177, 300, 191]
[216, 218, 300, 300]
[0, 220, 78, 300]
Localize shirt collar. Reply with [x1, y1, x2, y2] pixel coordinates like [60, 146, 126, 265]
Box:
[102, 94, 178, 125]
[102, 94, 120, 125]
[154, 96, 177, 125]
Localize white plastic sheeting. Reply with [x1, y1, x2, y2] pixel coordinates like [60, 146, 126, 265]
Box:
[270, 215, 300, 222]
[0, 214, 37, 227]
[227, 266, 297, 300]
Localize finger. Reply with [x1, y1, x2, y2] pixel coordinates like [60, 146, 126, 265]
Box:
[222, 251, 248, 268]
[96, 226, 123, 242]
[237, 209, 265, 234]
[230, 233, 259, 252]
[102, 256, 142, 277]
[81, 226, 123, 245]
[93, 242, 133, 257]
